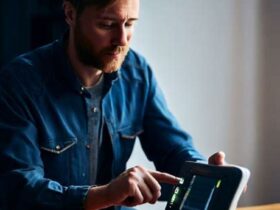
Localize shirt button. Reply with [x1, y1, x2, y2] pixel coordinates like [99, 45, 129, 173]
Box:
[55, 145, 61, 150]
[86, 144, 91, 149]
[91, 107, 98, 113]
[80, 86, 85, 95]
[82, 173, 86, 177]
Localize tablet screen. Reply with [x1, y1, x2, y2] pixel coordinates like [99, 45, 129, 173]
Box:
[181, 176, 221, 210]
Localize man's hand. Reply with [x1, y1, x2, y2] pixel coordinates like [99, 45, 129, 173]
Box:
[208, 151, 248, 192]
[84, 165, 180, 210]
[208, 151, 226, 165]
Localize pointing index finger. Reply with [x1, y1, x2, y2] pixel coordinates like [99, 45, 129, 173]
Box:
[148, 170, 180, 185]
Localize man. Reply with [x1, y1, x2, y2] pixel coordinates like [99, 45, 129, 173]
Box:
[0, 0, 225, 209]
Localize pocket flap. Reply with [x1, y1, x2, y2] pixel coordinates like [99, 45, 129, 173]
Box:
[118, 126, 144, 139]
[40, 137, 77, 154]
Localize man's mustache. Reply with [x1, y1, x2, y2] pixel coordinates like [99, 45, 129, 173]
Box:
[104, 46, 126, 54]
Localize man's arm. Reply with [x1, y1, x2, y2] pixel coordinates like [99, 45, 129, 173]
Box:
[139, 63, 205, 176]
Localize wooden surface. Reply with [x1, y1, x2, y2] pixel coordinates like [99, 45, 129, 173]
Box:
[237, 203, 280, 210]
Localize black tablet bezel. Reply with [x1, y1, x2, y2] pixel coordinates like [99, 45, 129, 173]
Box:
[165, 161, 243, 210]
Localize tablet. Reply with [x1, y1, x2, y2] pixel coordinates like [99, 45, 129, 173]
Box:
[165, 161, 250, 210]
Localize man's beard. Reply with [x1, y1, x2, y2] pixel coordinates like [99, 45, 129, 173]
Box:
[74, 24, 129, 73]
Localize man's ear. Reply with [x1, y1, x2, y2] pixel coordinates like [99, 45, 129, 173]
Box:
[63, 1, 77, 27]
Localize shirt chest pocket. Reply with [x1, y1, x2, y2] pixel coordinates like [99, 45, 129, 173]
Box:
[40, 137, 80, 185]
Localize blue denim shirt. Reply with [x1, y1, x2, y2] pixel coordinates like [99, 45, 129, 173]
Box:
[0, 39, 204, 210]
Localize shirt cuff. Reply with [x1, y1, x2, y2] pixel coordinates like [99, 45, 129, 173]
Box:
[64, 185, 91, 210]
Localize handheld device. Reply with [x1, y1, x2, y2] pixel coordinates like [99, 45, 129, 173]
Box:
[165, 161, 250, 210]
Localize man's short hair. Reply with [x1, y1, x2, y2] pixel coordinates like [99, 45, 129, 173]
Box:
[65, 0, 116, 14]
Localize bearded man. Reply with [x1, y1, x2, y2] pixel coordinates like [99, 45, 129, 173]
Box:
[0, 0, 225, 209]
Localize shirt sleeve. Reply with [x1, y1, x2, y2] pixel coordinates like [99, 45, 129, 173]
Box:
[138, 63, 206, 199]
[0, 72, 90, 210]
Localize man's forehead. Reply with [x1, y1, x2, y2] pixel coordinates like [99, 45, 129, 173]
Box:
[94, 0, 139, 20]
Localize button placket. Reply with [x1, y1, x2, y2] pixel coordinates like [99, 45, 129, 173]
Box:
[84, 81, 103, 185]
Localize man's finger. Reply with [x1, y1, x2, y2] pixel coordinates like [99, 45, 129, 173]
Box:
[148, 170, 180, 185]
[208, 151, 226, 165]
[142, 170, 161, 192]
[137, 178, 155, 203]
[123, 186, 144, 206]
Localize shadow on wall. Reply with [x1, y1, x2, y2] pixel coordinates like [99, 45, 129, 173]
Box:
[0, 0, 66, 67]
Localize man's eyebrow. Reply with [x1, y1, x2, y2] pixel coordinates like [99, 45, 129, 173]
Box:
[127, 17, 139, 21]
[97, 16, 139, 21]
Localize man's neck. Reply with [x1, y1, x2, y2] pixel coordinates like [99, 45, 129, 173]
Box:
[66, 35, 103, 88]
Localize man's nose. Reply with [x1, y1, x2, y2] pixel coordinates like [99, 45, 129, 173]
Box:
[112, 26, 129, 46]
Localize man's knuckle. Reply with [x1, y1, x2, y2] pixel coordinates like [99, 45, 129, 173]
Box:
[127, 176, 136, 185]
[127, 170, 138, 179]
[134, 165, 145, 172]
[130, 166, 139, 173]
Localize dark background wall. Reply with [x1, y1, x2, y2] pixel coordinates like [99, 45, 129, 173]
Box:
[0, 0, 67, 67]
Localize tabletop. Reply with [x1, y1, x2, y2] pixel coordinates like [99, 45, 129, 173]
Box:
[237, 203, 280, 210]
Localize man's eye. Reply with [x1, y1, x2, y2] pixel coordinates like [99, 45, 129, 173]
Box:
[99, 22, 114, 29]
[125, 21, 136, 28]
[125, 23, 133, 28]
